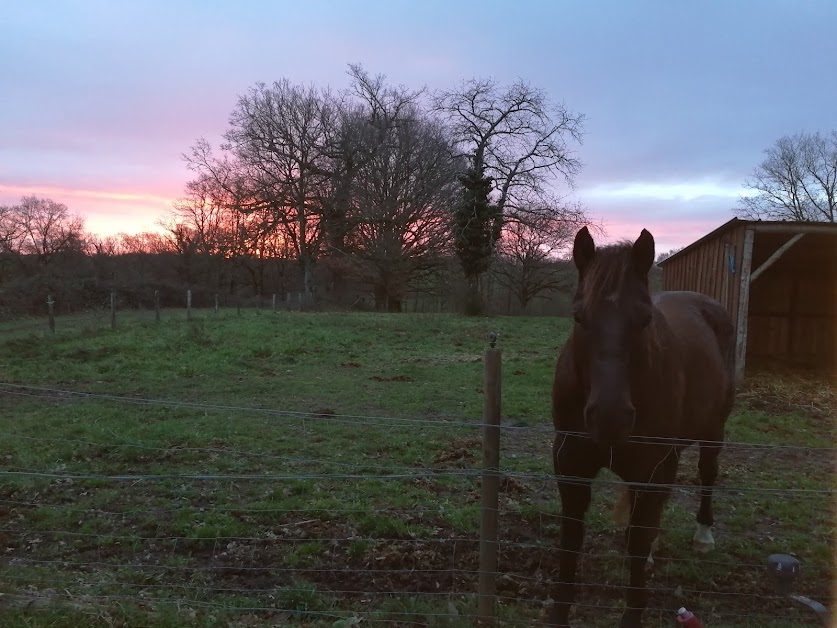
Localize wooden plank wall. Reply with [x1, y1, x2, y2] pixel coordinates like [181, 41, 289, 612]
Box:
[661, 225, 745, 330]
[665, 227, 836, 368]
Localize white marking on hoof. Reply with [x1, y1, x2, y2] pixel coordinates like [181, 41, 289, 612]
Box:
[647, 535, 660, 567]
[693, 524, 715, 553]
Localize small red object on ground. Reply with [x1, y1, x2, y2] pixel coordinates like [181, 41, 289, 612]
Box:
[676, 607, 703, 627]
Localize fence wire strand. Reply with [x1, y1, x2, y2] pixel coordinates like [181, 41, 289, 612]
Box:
[0, 378, 832, 625]
[2, 381, 832, 452]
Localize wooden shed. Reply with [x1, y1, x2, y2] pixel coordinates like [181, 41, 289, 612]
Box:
[657, 218, 837, 383]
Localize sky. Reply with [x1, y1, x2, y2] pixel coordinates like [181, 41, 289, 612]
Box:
[1, 0, 835, 254]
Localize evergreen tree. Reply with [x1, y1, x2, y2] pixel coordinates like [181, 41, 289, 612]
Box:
[453, 164, 502, 313]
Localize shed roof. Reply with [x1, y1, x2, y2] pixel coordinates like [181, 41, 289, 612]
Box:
[657, 218, 837, 266]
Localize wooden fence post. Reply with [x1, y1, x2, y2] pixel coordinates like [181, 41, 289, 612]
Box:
[187, 290, 192, 320]
[47, 295, 55, 334]
[110, 292, 116, 330]
[215, 293, 220, 315]
[237, 295, 241, 316]
[272, 293, 277, 314]
[154, 290, 160, 323]
[478, 332, 502, 626]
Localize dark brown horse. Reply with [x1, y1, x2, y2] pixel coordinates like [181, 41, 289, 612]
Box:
[546, 227, 736, 628]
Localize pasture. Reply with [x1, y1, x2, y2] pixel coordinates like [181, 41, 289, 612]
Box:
[0, 310, 833, 627]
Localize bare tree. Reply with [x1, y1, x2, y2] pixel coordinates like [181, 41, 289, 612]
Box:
[222, 80, 339, 298]
[4, 196, 86, 267]
[494, 209, 576, 312]
[169, 176, 228, 257]
[433, 78, 586, 311]
[118, 232, 170, 255]
[85, 235, 122, 282]
[0, 205, 21, 254]
[655, 247, 683, 265]
[317, 64, 419, 254]
[158, 220, 200, 284]
[348, 106, 460, 311]
[221, 203, 291, 296]
[736, 131, 836, 222]
[434, 78, 585, 217]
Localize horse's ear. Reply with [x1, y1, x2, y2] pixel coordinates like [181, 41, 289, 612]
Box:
[632, 229, 655, 277]
[573, 226, 596, 275]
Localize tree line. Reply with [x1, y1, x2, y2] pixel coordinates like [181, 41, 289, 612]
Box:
[1, 61, 831, 319]
[0, 191, 582, 318]
[0, 66, 595, 318]
[173, 64, 590, 313]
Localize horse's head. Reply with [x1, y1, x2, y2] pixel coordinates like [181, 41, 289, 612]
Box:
[571, 226, 655, 447]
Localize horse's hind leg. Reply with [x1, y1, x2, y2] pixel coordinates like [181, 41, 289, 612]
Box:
[694, 441, 721, 553]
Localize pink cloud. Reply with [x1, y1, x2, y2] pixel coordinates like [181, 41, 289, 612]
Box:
[598, 216, 730, 254]
[0, 183, 173, 236]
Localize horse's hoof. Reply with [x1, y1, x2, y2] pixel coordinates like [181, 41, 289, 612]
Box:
[646, 535, 660, 567]
[693, 524, 715, 553]
[693, 539, 715, 553]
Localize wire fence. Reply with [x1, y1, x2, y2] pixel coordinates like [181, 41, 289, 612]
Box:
[8, 289, 465, 340]
[0, 369, 833, 627]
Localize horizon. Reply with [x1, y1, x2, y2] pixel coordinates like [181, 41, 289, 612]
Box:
[2, 1, 835, 254]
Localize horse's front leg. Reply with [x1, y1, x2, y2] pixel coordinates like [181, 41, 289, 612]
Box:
[545, 434, 597, 628]
[620, 448, 677, 628]
[619, 486, 668, 627]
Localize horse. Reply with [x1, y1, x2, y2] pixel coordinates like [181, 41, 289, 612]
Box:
[545, 227, 736, 628]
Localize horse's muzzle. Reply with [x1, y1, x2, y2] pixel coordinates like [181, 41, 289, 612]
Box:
[584, 403, 635, 447]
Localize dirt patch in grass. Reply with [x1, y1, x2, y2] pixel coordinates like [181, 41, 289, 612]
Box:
[432, 437, 481, 467]
[402, 355, 482, 365]
[369, 374, 414, 382]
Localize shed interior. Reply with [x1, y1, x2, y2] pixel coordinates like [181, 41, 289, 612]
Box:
[746, 231, 836, 369]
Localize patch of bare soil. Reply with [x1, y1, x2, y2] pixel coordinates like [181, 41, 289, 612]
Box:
[401, 355, 482, 365]
[432, 437, 481, 467]
[369, 375, 414, 382]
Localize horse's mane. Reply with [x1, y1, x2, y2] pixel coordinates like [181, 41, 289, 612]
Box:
[580, 240, 637, 303]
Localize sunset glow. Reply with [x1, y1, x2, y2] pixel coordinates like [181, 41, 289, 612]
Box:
[0, 183, 174, 236]
[2, 2, 834, 254]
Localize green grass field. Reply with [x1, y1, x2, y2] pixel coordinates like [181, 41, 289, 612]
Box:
[0, 310, 833, 627]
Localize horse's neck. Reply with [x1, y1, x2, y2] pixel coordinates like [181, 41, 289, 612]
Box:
[632, 315, 685, 421]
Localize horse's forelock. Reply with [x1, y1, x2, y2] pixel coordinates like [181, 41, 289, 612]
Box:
[580, 241, 635, 304]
